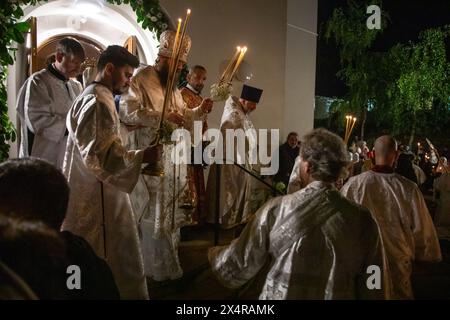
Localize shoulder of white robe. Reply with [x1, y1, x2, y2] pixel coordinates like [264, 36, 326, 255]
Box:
[92, 85, 114, 105]
[27, 69, 49, 88]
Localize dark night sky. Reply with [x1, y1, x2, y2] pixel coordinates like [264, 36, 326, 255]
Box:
[315, 0, 450, 97]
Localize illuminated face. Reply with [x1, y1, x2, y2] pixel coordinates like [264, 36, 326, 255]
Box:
[287, 134, 299, 148]
[187, 69, 207, 93]
[58, 53, 83, 79]
[112, 64, 134, 95]
[157, 56, 186, 88]
[240, 99, 257, 114]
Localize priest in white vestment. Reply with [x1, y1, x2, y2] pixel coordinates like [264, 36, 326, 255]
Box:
[206, 85, 265, 229]
[209, 128, 389, 299]
[62, 46, 162, 299]
[434, 172, 450, 237]
[16, 37, 84, 168]
[341, 135, 442, 299]
[412, 163, 426, 186]
[119, 31, 213, 281]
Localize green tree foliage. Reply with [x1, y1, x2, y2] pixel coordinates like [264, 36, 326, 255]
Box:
[385, 26, 450, 145]
[325, 0, 450, 147]
[324, 0, 386, 141]
[0, 1, 44, 161]
[106, 0, 170, 38]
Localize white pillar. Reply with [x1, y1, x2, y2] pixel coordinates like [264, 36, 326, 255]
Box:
[284, 0, 318, 139]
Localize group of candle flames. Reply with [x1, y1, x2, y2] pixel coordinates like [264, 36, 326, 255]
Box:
[344, 115, 357, 145]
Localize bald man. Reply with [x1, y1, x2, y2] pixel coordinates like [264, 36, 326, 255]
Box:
[341, 135, 441, 299]
[180, 65, 210, 225]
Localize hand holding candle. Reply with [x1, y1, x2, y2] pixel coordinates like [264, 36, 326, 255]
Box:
[142, 9, 192, 176]
[159, 9, 191, 140]
[210, 45, 248, 102]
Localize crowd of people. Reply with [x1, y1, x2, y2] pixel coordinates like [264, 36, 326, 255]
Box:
[1, 33, 448, 300]
[341, 138, 450, 240]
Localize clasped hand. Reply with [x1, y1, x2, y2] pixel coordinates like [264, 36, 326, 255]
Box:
[200, 98, 213, 113]
[167, 111, 185, 126]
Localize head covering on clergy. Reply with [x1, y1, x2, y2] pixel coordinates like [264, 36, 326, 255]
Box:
[240, 84, 263, 103]
[158, 30, 192, 63]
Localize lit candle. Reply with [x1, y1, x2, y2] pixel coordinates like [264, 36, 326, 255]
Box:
[344, 116, 347, 142]
[168, 18, 182, 77]
[168, 9, 191, 97]
[170, 9, 190, 83]
[344, 115, 350, 143]
[220, 46, 241, 84]
[228, 46, 247, 83]
[179, 9, 191, 52]
[158, 8, 192, 143]
[348, 117, 357, 142]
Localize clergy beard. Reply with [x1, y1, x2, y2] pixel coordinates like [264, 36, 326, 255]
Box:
[112, 82, 129, 95]
[157, 68, 181, 91]
[113, 87, 126, 95]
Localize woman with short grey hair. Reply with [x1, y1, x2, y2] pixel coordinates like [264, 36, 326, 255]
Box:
[299, 128, 350, 185]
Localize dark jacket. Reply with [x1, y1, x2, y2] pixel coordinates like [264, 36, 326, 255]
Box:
[273, 142, 299, 186]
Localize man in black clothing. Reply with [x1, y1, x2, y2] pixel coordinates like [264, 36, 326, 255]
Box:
[273, 132, 300, 187]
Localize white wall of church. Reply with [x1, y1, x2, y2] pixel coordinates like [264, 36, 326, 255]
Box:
[161, 0, 317, 141]
[284, 0, 318, 140]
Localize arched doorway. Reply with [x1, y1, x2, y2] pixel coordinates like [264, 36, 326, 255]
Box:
[35, 34, 105, 85]
[7, 0, 167, 157]
[37, 34, 104, 71]
[22, 0, 160, 64]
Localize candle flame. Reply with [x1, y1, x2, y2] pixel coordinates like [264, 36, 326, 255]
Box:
[228, 45, 247, 82]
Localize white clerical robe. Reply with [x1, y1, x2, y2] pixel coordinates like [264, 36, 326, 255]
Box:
[16, 68, 82, 168]
[119, 66, 206, 281]
[62, 83, 148, 299]
[434, 173, 450, 236]
[209, 181, 389, 299]
[341, 170, 442, 299]
[206, 96, 265, 229]
[413, 164, 426, 185]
